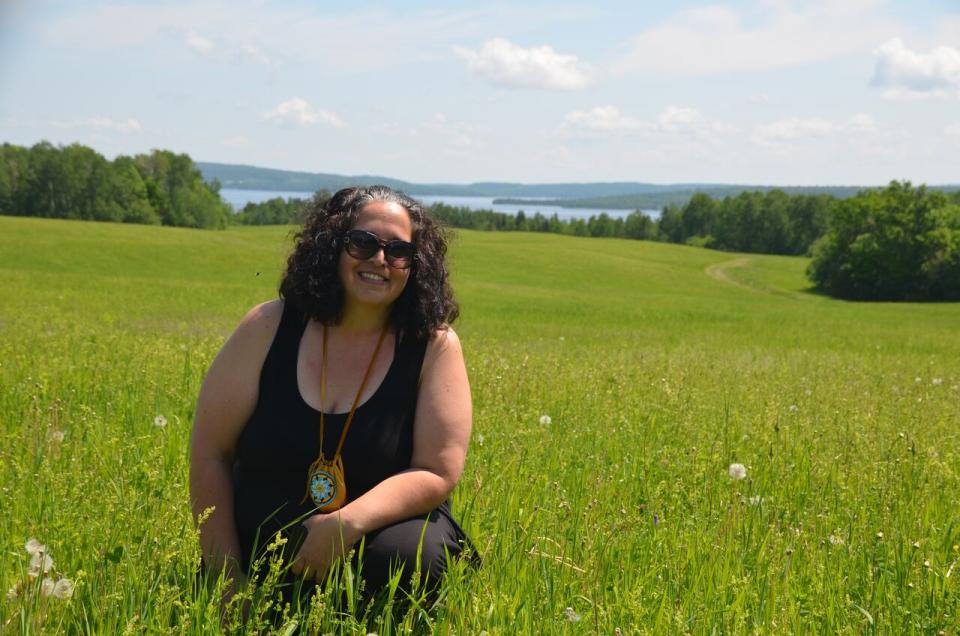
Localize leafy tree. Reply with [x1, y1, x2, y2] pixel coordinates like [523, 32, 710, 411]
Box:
[808, 181, 959, 300]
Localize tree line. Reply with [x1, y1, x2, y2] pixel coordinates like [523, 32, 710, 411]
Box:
[0, 142, 232, 228]
[4, 141, 957, 300]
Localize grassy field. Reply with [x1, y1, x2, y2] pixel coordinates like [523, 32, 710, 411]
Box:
[1, 215, 959, 634]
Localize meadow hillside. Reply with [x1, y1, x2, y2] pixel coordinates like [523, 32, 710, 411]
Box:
[1, 216, 958, 634]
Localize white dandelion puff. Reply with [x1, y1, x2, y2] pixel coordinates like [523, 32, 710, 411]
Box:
[539, 415, 552, 425]
[932, 377, 943, 385]
[915, 376, 922, 384]
[154, 414, 168, 428]
[6, 581, 22, 600]
[788, 404, 798, 412]
[477, 434, 485, 447]
[25, 538, 46, 555]
[563, 607, 581, 622]
[29, 551, 54, 576]
[49, 430, 66, 444]
[52, 578, 74, 600]
[40, 578, 55, 597]
[728, 463, 747, 480]
[829, 534, 844, 545]
[748, 495, 763, 506]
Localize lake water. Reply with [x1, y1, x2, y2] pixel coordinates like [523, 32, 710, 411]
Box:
[221, 189, 657, 221]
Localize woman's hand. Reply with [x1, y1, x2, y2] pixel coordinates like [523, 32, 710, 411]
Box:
[291, 511, 361, 582]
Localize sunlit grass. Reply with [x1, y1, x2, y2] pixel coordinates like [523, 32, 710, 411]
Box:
[1, 216, 959, 634]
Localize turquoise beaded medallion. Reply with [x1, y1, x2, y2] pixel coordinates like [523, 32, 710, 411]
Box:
[309, 469, 337, 507]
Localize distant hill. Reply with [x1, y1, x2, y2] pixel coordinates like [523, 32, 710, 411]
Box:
[198, 161, 960, 209]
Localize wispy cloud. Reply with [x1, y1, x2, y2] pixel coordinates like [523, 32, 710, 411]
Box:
[752, 114, 879, 145]
[51, 116, 143, 134]
[871, 37, 960, 100]
[454, 38, 591, 90]
[185, 31, 214, 55]
[561, 105, 733, 139]
[263, 98, 343, 128]
[613, 1, 895, 75]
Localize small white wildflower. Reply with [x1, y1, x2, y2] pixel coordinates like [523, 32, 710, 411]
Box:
[49, 430, 66, 444]
[923, 560, 931, 569]
[828, 534, 844, 545]
[25, 538, 46, 555]
[788, 404, 798, 412]
[29, 551, 54, 576]
[876, 531, 884, 539]
[52, 578, 74, 600]
[563, 607, 581, 622]
[932, 377, 943, 385]
[915, 376, 922, 384]
[728, 463, 747, 480]
[154, 414, 167, 428]
[40, 578, 55, 597]
[539, 415, 552, 425]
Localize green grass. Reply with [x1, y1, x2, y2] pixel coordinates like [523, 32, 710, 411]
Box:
[1, 215, 959, 634]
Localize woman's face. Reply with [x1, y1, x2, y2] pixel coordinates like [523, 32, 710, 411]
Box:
[337, 200, 413, 311]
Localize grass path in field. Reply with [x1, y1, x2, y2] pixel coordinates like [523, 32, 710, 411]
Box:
[1, 216, 959, 634]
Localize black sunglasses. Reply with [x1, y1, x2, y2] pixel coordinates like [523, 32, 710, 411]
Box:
[343, 229, 415, 269]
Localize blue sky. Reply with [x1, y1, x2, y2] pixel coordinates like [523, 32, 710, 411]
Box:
[1, 1, 959, 185]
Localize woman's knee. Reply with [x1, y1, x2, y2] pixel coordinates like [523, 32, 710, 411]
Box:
[360, 517, 452, 589]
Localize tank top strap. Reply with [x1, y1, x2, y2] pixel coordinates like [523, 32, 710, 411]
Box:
[259, 300, 309, 398]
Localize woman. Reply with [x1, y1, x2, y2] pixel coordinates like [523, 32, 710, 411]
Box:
[189, 185, 473, 604]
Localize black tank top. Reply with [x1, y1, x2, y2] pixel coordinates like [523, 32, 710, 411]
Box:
[233, 300, 428, 570]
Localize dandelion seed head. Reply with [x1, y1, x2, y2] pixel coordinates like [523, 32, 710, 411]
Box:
[154, 414, 168, 428]
[563, 607, 581, 622]
[915, 376, 922, 383]
[788, 404, 798, 412]
[876, 531, 884, 539]
[29, 551, 54, 576]
[728, 463, 747, 480]
[477, 434, 484, 447]
[6, 581, 22, 600]
[748, 495, 763, 506]
[828, 534, 844, 545]
[25, 538, 46, 555]
[923, 560, 931, 568]
[50, 577, 74, 600]
[49, 430, 66, 444]
[539, 415, 552, 425]
[932, 377, 943, 385]
[40, 578, 55, 597]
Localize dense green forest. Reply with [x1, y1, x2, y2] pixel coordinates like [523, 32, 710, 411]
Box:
[0, 142, 231, 228]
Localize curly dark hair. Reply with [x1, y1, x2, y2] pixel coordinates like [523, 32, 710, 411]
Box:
[279, 185, 459, 340]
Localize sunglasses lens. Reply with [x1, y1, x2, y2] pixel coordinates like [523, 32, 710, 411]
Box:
[346, 231, 379, 259]
[385, 243, 414, 268]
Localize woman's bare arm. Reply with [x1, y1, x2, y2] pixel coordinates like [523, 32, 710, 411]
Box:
[190, 300, 283, 581]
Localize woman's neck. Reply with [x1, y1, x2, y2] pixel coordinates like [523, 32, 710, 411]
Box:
[337, 300, 390, 336]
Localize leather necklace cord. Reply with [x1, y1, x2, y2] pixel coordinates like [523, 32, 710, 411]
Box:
[318, 322, 390, 459]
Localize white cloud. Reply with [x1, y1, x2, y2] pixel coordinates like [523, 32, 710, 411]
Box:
[263, 98, 344, 128]
[613, 1, 895, 75]
[454, 38, 591, 90]
[185, 31, 214, 54]
[871, 37, 960, 100]
[562, 105, 733, 139]
[562, 106, 646, 132]
[238, 43, 270, 65]
[946, 123, 960, 137]
[752, 114, 879, 145]
[51, 116, 142, 134]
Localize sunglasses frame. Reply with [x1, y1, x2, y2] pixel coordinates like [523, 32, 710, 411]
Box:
[343, 229, 416, 269]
